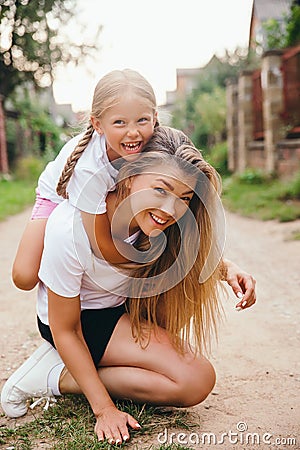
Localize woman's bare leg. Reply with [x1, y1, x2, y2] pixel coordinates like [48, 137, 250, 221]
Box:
[59, 314, 215, 407]
[12, 219, 47, 290]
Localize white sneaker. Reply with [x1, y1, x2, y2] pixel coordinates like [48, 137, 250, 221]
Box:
[1, 341, 63, 418]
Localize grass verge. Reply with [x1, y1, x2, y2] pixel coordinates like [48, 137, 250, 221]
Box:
[222, 172, 300, 222]
[0, 179, 36, 221]
[0, 396, 197, 449]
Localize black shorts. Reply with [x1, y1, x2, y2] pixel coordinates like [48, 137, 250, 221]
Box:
[37, 304, 126, 366]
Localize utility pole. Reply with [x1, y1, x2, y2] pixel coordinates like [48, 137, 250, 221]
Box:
[0, 95, 9, 174]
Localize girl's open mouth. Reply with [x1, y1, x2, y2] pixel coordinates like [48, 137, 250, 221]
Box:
[122, 142, 142, 153]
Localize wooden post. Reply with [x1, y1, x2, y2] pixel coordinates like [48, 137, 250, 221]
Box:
[0, 95, 9, 174]
[226, 78, 239, 172]
[261, 50, 285, 173]
[237, 70, 254, 172]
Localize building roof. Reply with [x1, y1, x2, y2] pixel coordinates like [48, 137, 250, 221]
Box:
[176, 68, 202, 77]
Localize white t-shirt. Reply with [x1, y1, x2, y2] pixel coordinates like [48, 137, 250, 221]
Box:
[38, 132, 118, 214]
[38, 200, 139, 325]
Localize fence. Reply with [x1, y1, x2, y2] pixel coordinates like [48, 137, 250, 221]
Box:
[281, 45, 300, 136]
[226, 46, 300, 177]
[252, 69, 264, 141]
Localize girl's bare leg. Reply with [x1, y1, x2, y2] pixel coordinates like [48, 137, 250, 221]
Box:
[12, 219, 47, 290]
[59, 314, 215, 407]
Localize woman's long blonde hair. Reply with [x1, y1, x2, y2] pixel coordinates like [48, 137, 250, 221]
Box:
[116, 126, 225, 355]
[56, 68, 158, 198]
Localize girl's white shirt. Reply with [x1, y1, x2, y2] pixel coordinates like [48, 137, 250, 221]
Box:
[38, 132, 118, 214]
[37, 200, 139, 325]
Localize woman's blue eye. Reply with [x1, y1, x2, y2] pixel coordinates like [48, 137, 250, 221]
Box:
[154, 187, 166, 195]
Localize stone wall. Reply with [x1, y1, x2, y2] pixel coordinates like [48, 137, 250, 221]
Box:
[248, 141, 265, 171]
[226, 49, 300, 178]
[277, 139, 300, 178]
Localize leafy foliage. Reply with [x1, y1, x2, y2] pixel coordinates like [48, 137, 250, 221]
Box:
[13, 94, 64, 153]
[205, 142, 230, 177]
[281, 170, 300, 199]
[0, 0, 101, 98]
[13, 155, 45, 181]
[0, 177, 36, 220]
[171, 2, 300, 151]
[262, 19, 284, 49]
[222, 171, 300, 222]
[171, 49, 257, 149]
[262, 2, 300, 50]
[285, 3, 300, 46]
[5, 92, 65, 168]
[236, 168, 268, 185]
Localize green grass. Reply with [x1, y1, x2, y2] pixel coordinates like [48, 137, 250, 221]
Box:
[222, 174, 300, 222]
[0, 178, 36, 221]
[0, 396, 197, 449]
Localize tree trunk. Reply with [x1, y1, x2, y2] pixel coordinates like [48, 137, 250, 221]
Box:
[0, 96, 9, 174]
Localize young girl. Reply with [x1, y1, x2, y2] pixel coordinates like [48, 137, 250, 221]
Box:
[12, 68, 158, 291]
[2, 127, 256, 445]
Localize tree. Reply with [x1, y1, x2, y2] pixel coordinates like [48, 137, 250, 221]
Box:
[262, 2, 300, 50]
[285, 1, 300, 47]
[262, 19, 284, 50]
[194, 86, 226, 146]
[0, 0, 101, 98]
[171, 49, 256, 149]
[0, 0, 101, 173]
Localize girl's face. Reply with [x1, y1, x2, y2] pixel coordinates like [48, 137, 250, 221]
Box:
[92, 92, 157, 162]
[128, 165, 196, 237]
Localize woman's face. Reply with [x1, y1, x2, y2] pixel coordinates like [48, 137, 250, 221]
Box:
[128, 165, 196, 236]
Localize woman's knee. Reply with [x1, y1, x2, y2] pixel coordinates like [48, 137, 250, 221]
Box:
[173, 358, 216, 407]
[59, 367, 81, 394]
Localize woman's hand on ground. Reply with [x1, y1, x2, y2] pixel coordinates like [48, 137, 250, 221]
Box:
[224, 259, 257, 310]
[94, 404, 141, 444]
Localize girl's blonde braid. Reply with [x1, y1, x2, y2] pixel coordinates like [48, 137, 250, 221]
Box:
[56, 122, 94, 199]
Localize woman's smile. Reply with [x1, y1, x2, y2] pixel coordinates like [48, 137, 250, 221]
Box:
[149, 212, 168, 226]
[126, 167, 196, 236]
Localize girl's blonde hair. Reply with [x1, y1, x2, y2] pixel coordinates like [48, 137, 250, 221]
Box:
[56, 69, 158, 198]
[116, 126, 225, 355]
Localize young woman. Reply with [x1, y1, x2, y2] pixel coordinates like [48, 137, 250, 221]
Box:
[12, 68, 158, 291]
[2, 127, 256, 445]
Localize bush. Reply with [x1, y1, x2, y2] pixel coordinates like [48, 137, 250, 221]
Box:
[237, 169, 268, 185]
[285, 170, 300, 199]
[206, 142, 230, 177]
[222, 170, 300, 222]
[14, 156, 45, 182]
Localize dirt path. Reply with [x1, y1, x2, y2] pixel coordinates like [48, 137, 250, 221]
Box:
[0, 208, 299, 449]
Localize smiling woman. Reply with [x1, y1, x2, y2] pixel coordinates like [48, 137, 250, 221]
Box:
[125, 166, 195, 235]
[2, 126, 257, 446]
[112, 129, 226, 348]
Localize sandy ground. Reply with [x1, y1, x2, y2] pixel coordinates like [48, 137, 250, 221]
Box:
[0, 207, 299, 449]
